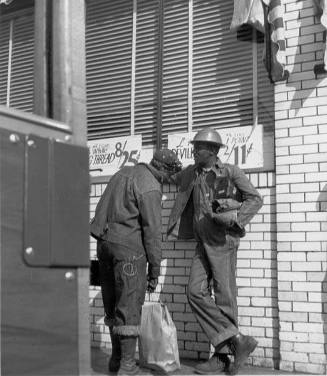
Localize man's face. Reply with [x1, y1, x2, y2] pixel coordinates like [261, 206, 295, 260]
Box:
[193, 142, 219, 167]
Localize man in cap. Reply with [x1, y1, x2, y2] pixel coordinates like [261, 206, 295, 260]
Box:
[90, 149, 181, 376]
[167, 127, 263, 375]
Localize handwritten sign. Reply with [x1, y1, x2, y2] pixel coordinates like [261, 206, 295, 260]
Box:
[168, 125, 263, 169]
[88, 135, 142, 176]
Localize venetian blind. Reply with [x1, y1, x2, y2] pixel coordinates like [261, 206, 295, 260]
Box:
[192, 0, 254, 130]
[134, 0, 160, 144]
[86, 0, 133, 140]
[161, 0, 189, 142]
[0, 10, 34, 112]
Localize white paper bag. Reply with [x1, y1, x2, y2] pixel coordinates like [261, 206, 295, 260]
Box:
[139, 302, 181, 373]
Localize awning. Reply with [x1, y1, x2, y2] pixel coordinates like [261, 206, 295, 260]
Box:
[231, 0, 289, 83]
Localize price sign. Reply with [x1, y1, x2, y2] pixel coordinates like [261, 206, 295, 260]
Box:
[168, 125, 263, 169]
[88, 135, 142, 176]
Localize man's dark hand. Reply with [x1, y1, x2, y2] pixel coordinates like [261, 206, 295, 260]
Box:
[147, 277, 158, 293]
[212, 211, 236, 228]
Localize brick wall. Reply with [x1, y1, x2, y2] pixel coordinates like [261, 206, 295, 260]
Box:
[275, 0, 327, 374]
[88, 1, 327, 373]
[89, 173, 278, 367]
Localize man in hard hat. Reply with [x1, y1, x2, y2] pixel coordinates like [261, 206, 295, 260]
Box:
[167, 127, 263, 375]
[90, 149, 181, 376]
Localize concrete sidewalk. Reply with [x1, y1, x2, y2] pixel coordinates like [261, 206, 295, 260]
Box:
[91, 347, 310, 376]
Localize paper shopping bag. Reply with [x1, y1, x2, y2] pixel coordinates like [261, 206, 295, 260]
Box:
[139, 302, 181, 373]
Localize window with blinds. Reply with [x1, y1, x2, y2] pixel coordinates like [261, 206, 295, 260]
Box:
[0, 1, 274, 169]
[86, 0, 274, 170]
[0, 9, 34, 112]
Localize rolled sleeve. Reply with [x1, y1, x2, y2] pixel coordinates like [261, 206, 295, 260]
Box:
[230, 165, 263, 227]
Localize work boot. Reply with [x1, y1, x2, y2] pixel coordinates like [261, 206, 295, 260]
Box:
[108, 327, 121, 373]
[195, 353, 230, 374]
[117, 336, 139, 376]
[229, 333, 258, 375]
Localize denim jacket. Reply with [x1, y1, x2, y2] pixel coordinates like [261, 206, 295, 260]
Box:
[167, 159, 263, 240]
[90, 163, 162, 278]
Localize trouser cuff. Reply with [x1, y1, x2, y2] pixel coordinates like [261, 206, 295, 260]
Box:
[211, 326, 239, 348]
[113, 325, 140, 336]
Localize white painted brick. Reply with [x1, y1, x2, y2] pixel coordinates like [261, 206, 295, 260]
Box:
[307, 231, 327, 241]
[280, 360, 294, 372]
[275, 99, 301, 110]
[275, 110, 288, 120]
[291, 222, 320, 231]
[291, 182, 320, 192]
[293, 302, 322, 312]
[276, 184, 290, 194]
[279, 301, 292, 311]
[280, 351, 309, 363]
[308, 292, 323, 302]
[292, 261, 322, 271]
[277, 232, 306, 242]
[252, 278, 275, 287]
[278, 272, 307, 281]
[279, 311, 308, 322]
[291, 202, 317, 211]
[309, 353, 327, 364]
[295, 363, 326, 374]
[278, 193, 304, 203]
[290, 163, 318, 173]
[279, 262, 291, 271]
[305, 171, 327, 181]
[294, 342, 325, 354]
[307, 252, 327, 261]
[275, 136, 303, 146]
[279, 291, 307, 301]
[304, 133, 327, 144]
[320, 143, 327, 152]
[275, 118, 303, 128]
[293, 282, 322, 291]
[276, 155, 304, 165]
[276, 165, 290, 174]
[304, 152, 327, 162]
[238, 287, 265, 296]
[278, 252, 306, 261]
[318, 105, 327, 115]
[277, 212, 305, 222]
[290, 144, 319, 154]
[237, 269, 263, 278]
[309, 333, 325, 343]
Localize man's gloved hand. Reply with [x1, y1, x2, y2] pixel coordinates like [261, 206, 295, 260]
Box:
[147, 276, 158, 293]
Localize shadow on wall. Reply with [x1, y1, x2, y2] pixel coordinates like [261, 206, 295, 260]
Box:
[318, 184, 327, 366]
[155, 239, 211, 361]
[89, 286, 110, 375]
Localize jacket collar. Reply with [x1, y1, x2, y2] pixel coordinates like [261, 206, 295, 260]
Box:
[139, 162, 168, 184]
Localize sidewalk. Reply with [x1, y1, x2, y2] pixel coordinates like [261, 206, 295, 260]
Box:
[91, 347, 309, 376]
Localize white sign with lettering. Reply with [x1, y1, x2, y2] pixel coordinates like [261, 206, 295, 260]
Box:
[168, 125, 263, 169]
[88, 135, 142, 176]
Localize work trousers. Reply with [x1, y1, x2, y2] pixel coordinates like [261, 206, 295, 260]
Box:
[187, 234, 240, 349]
[97, 240, 147, 336]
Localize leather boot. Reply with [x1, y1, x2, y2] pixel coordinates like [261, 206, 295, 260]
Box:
[195, 353, 230, 374]
[229, 333, 258, 375]
[117, 336, 139, 376]
[108, 327, 121, 373]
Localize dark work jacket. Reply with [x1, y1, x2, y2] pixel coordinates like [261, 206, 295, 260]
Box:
[167, 159, 263, 241]
[90, 163, 162, 278]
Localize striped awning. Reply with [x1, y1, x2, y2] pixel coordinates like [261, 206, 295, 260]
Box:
[313, 0, 327, 71]
[230, 0, 288, 83]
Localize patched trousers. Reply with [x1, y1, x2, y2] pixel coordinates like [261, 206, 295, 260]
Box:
[97, 240, 147, 336]
[187, 234, 240, 349]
